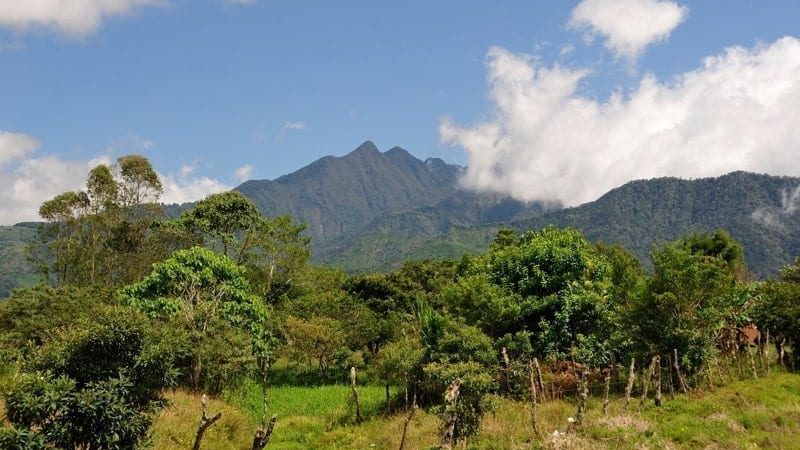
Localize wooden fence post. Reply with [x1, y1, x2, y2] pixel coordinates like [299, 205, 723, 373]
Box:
[640, 356, 657, 407]
[764, 329, 771, 375]
[666, 354, 676, 399]
[528, 360, 539, 435]
[602, 365, 611, 416]
[623, 358, 636, 411]
[653, 356, 662, 407]
[533, 358, 547, 402]
[350, 367, 363, 424]
[746, 346, 758, 380]
[398, 394, 417, 450]
[574, 369, 589, 428]
[440, 379, 463, 450]
[501, 347, 512, 395]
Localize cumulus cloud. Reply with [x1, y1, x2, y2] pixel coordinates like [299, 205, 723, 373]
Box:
[569, 0, 687, 60]
[160, 164, 230, 205]
[0, 0, 167, 36]
[440, 37, 800, 207]
[0, 152, 111, 225]
[0, 131, 40, 167]
[0, 133, 231, 224]
[234, 164, 254, 183]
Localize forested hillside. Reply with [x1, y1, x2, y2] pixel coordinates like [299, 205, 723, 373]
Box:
[0, 224, 40, 297]
[335, 172, 800, 278]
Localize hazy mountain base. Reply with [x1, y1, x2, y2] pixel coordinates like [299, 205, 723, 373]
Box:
[150, 371, 800, 450]
[327, 172, 800, 278]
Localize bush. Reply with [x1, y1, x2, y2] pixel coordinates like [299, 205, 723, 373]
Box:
[0, 307, 181, 449]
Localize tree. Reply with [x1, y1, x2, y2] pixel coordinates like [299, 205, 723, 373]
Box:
[119, 246, 271, 390]
[281, 316, 349, 376]
[628, 234, 743, 372]
[177, 192, 310, 299]
[0, 308, 181, 450]
[35, 155, 177, 288]
[446, 226, 614, 364]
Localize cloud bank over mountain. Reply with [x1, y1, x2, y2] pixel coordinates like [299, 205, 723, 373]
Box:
[441, 36, 800, 206]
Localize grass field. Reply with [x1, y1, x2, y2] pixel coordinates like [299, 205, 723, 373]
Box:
[150, 371, 800, 450]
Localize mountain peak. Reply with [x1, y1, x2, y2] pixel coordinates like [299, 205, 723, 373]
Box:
[349, 141, 380, 156]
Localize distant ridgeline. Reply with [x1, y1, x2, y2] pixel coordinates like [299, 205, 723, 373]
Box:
[1, 141, 799, 297]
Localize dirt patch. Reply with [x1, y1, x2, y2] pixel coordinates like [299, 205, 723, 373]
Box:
[598, 414, 650, 433]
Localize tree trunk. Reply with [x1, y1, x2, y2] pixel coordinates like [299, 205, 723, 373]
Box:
[193, 394, 222, 450]
[673, 349, 688, 394]
[602, 366, 611, 416]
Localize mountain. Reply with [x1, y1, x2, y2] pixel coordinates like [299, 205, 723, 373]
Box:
[234, 141, 547, 257]
[236, 142, 462, 247]
[338, 171, 800, 277]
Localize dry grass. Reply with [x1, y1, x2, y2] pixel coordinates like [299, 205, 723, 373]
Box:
[150, 390, 258, 450]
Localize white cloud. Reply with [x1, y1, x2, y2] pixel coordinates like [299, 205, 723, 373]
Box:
[160, 164, 230, 205]
[234, 164, 254, 183]
[569, 0, 687, 60]
[275, 121, 308, 142]
[440, 37, 800, 207]
[224, 0, 257, 5]
[0, 131, 40, 167]
[0, 133, 230, 223]
[0, 153, 111, 225]
[0, 0, 168, 37]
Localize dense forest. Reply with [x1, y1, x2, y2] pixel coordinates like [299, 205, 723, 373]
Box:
[1, 154, 799, 449]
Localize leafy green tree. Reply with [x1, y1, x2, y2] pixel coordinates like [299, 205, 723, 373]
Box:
[447, 226, 614, 364]
[118, 246, 271, 390]
[0, 308, 180, 450]
[177, 191, 310, 299]
[281, 316, 349, 376]
[628, 234, 742, 372]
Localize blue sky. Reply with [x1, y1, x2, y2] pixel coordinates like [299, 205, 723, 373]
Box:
[1, 1, 800, 223]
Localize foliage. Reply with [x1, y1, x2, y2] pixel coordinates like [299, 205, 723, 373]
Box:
[0, 285, 113, 359]
[627, 233, 743, 371]
[281, 316, 349, 376]
[446, 227, 614, 364]
[119, 246, 270, 390]
[33, 155, 182, 288]
[0, 308, 180, 450]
